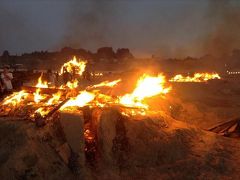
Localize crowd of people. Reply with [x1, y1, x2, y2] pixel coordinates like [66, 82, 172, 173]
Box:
[46, 67, 91, 87]
[0, 65, 93, 99]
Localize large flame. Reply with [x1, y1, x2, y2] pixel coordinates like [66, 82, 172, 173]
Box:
[60, 91, 95, 110]
[169, 73, 221, 82]
[60, 56, 87, 76]
[0, 56, 174, 118]
[119, 74, 171, 108]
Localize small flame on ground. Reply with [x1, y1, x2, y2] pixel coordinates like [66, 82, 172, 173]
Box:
[169, 73, 221, 82]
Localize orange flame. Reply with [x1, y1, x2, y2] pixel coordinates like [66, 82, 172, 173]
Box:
[36, 73, 48, 88]
[87, 79, 121, 89]
[34, 107, 50, 117]
[60, 90, 95, 110]
[34, 89, 46, 103]
[169, 73, 221, 82]
[60, 56, 87, 76]
[0, 55, 175, 118]
[46, 91, 62, 105]
[2, 90, 29, 106]
[119, 74, 171, 109]
[66, 79, 79, 89]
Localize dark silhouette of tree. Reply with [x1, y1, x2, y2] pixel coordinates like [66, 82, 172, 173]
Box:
[2, 50, 10, 64]
[116, 48, 134, 60]
[97, 47, 116, 63]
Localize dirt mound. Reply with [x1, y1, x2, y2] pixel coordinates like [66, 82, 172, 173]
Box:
[1, 109, 240, 179]
[0, 118, 74, 180]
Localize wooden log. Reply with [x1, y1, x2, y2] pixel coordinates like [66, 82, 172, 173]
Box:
[208, 118, 240, 133]
[207, 118, 240, 138]
[59, 110, 85, 167]
[22, 86, 66, 94]
[97, 108, 121, 166]
[35, 99, 70, 127]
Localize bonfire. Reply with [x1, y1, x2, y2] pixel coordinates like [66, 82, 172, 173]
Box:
[0, 56, 173, 122]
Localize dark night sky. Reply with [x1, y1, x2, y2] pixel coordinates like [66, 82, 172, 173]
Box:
[0, 0, 240, 58]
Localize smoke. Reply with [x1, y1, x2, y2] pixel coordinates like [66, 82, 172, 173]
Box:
[61, 0, 117, 50]
[61, 0, 212, 58]
[201, 0, 240, 57]
[1, 0, 240, 58]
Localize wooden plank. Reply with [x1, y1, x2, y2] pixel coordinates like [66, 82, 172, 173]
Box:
[22, 86, 66, 94]
[59, 110, 85, 166]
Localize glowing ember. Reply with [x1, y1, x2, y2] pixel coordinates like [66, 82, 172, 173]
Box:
[169, 73, 221, 82]
[60, 56, 87, 76]
[119, 74, 171, 109]
[60, 91, 95, 110]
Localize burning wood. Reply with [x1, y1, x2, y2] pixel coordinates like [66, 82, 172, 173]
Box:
[59, 56, 87, 76]
[0, 56, 233, 179]
[34, 98, 70, 127]
[86, 79, 121, 89]
[22, 86, 66, 94]
[169, 73, 221, 82]
[60, 91, 96, 110]
[118, 74, 171, 109]
[0, 56, 174, 124]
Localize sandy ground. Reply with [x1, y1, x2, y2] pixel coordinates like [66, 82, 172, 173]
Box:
[1, 111, 240, 179]
[0, 118, 75, 180]
[167, 79, 240, 128]
[107, 73, 240, 128]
